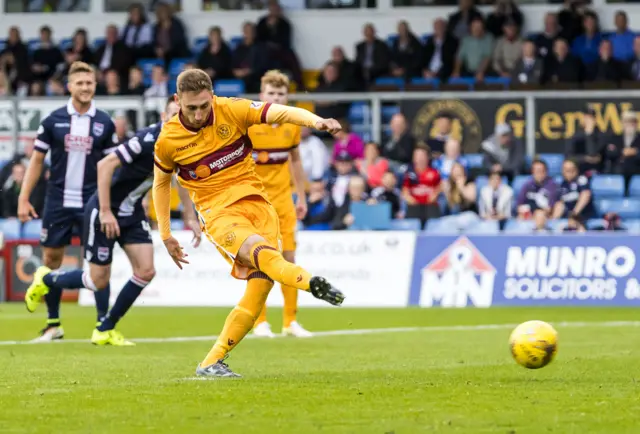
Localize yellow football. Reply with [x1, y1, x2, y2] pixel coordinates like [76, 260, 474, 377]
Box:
[509, 320, 558, 369]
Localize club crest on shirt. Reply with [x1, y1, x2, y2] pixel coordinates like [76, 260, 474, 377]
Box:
[93, 122, 104, 137]
[222, 231, 236, 248]
[217, 124, 231, 139]
[97, 247, 110, 262]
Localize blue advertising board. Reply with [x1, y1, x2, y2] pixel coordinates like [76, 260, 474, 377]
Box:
[409, 235, 640, 307]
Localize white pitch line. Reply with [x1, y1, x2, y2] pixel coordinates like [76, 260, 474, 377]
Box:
[0, 320, 638, 347]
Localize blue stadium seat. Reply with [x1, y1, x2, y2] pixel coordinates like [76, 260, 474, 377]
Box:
[390, 218, 421, 231]
[547, 219, 568, 233]
[168, 58, 193, 78]
[381, 105, 400, 122]
[0, 39, 6, 52]
[92, 38, 105, 49]
[504, 219, 535, 234]
[596, 198, 640, 219]
[537, 153, 564, 176]
[168, 80, 177, 95]
[0, 219, 21, 240]
[137, 58, 164, 87]
[482, 77, 511, 88]
[421, 33, 432, 43]
[374, 77, 404, 89]
[624, 219, 640, 234]
[229, 36, 243, 50]
[170, 219, 185, 231]
[628, 176, 640, 197]
[59, 38, 73, 51]
[410, 77, 440, 88]
[351, 124, 372, 142]
[591, 175, 625, 198]
[213, 79, 245, 97]
[0, 159, 11, 171]
[386, 34, 398, 47]
[447, 77, 475, 89]
[193, 36, 208, 54]
[424, 218, 458, 234]
[586, 218, 605, 230]
[27, 38, 40, 51]
[465, 153, 484, 168]
[348, 103, 370, 123]
[465, 220, 499, 234]
[511, 175, 529, 194]
[554, 175, 563, 185]
[22, 220, 42, 240]
[349, 202, 391, 230]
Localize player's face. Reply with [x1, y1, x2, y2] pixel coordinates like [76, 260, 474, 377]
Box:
[178, 90, 213, 128]
[260, 84, 288, 105]
[162, 101, 180, 122]
[67, 71, 96, 104]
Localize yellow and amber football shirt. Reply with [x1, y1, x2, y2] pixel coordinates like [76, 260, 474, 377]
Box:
[248, 123, 300, 208]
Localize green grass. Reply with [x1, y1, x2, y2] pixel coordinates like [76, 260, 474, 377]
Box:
[1, 304, 640, 433]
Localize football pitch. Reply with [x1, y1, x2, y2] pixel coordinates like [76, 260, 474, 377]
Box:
[1, 305, 639, 434]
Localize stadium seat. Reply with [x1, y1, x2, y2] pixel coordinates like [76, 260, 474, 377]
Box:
[547, 219, 568, 233]
[168, 58, 193, 78]
[59, 38, 72, 51]
[482, 77, 511, 88]
[137, 58, 164, 87]
[170, 220, 185, 231]
[229, 36, 243, 50]
[409, 77, 440, 89]
[348, 103, 370, 123]
[390, 218, 421, 231]
[351, 124, 372, 142]
[373, 77, 404, 90]
[554, 175, 563, 185]
[536, 154, 564, 176]
[511, 175, 529, 194]
[0, 219, 21, 240]
[421, 33, 432, 43]
[424, 218, 459, 234]
[349, 202, 391, 230]
[193, 36, 208, 54]
[381, 105, 400, 123]
[628, 176, 640, 197]
[92, 38, 105, 49]
[465, 153, 484, 169]
[447, 77, 475, 90]
[465, 220, 499, 235]
[386, 34, 398, 47]
[504, 219, 535, 234]
[27, 38, 40, 51]
[22, 220, 42, 240]
[0, 39, 6, 52]
[591, 175, 625, 198]
[213, 79, 245, 97]
[596, 198, 640, 219]
[586, 218, 605, 230]
[624, 219, 640, 234]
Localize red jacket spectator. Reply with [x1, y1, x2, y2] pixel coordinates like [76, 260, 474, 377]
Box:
[402, 147, 442, 226]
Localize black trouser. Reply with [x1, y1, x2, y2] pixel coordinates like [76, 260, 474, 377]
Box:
[406, 204, 441, 228]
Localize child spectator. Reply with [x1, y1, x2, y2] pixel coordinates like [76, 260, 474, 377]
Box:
[332, 175, 369, 230]
[357, 142, 389, 189]
[370, 171, 402, 219]
[327, 151, 358, 208]
[303, 179, 335, 231]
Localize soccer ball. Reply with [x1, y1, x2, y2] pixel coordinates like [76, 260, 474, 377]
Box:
[509, 320, 558, 369]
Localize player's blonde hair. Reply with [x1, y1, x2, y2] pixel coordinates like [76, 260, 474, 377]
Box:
[177, 69, 212, 95]
[261, 70, 290, 91]
[68, 61, 95, 77]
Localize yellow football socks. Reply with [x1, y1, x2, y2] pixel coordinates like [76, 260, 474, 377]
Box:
[282, 285, 298, 328]
[255, 304, 267, 326]
[202, 272, 274, 366]
[249, 243, 311, 291]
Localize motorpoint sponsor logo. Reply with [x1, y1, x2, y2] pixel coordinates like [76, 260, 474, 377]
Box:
[503, 246, 636, 300]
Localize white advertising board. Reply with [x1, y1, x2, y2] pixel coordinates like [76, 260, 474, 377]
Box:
[79, 230, 416, 307]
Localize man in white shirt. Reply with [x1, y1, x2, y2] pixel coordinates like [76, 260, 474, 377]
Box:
[298, 127, 329, 181]
[143, 65, 168, 97]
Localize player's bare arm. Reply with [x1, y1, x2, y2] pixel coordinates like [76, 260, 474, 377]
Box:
[153, 165, 189, 269]
[175, 179, 202, 247]
[290, 147, 308, 220]
[97, 153, 122, 239]
[17, 151, 46, 222]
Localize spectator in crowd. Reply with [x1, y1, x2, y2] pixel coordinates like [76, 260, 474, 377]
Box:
[482, 123, 525, 179]
[46, 77, 66, 96]
[552, 159, 596, 220]
[566, 105, 606, 173]
[571, 11, 602, 66]
[197, 26, 232, 82]
[144, 65, 168, 97]
[452, 18, 494, 81]
[370, 171, 402, 219]
[433, 138, 468, 180]
[328, 151, 358, 209]
[299, 127, 329, 182]
[96, 24, 133, 85]
[544, 38, 581, 83]
[63, 29, 95, 76]
[303, 179, 334, 231]
[114, 116, 133, 144]
[0, 27, 30, 93]
[355, 23, 390, 85]
[630, 36, 640, 81]
[486, 0, 523, 38]
[585, 40, 628, 83]
[120, 3, 154, 60]
[29, 81, 45, 96]
[0, 72, 9, 96]
[558, 0, 586, 43]
[127, 66, 146, 95]
[563, 213, 587, 232]
[99, 69, 122, 96]
[153, 2, 189, 66]
[0, 140, 39, 188]
[3, 163, 26, 218]
[442, 162, 478, 228]
[314, 63, 349, 120]
[593, 212, 626, 231]
[402, 146, 442, 226]
[492, 20, 523, 78]
[534, 13, 560, 60]
[357, 142, 389, 189]
[319, 47, 359, 91]
[611, 11, 635, 62]
[383, 113, 415, 165]
[533, 209, 552, 233]
[332, 175, 369, 230]
[511, 40, 544, 85]
[516, 159, 558, 223]
[390, 21, 423, 81]
[426, 115, 452, 157]
[604, 110, 640, 179]
[31, 26, 64, 84]
[447, 0, 483, 41]
[232, 22, 271, 93]
[332, 121, 364, 162]
[422, 18, 458, 81]
[478, 170, 513, 222]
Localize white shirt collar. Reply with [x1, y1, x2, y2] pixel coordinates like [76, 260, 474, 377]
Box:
[67, 98, 97, 117]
